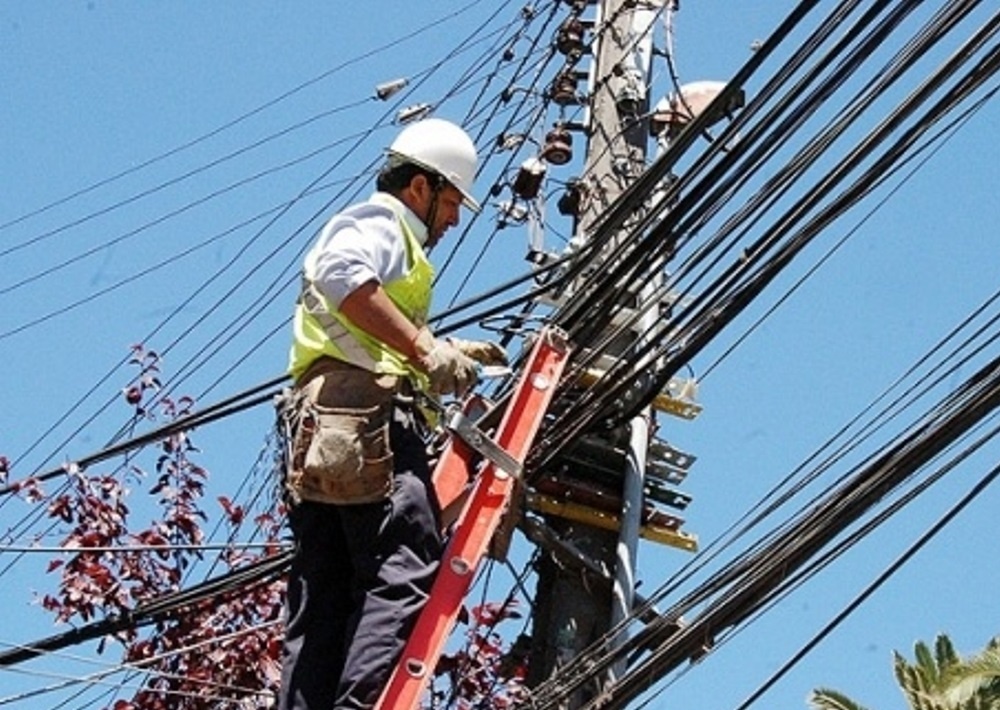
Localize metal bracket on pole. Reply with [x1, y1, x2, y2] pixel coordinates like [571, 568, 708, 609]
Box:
[446, 409, 523, 480]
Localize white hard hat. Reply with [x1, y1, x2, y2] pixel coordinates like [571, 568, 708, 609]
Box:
[387, 118, 481, 212]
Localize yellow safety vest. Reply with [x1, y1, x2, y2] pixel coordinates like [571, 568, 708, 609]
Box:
[288, 213, 433, 390]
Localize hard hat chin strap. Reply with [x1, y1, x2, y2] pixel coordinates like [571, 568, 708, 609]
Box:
[422, 174, 447, 248]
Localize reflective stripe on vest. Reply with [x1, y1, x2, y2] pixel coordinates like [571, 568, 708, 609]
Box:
[288, 215, 433, 388]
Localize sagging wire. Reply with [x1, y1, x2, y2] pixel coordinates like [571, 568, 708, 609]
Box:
[526, 347, 1000, 709]
[0, 549, 291, 667]
[437, 1, 568, 302]
[9, 0, 523, 481]
[0, 0, 500, 243]
[0, 376, 284, 498]
[532, 1, 1000, 472]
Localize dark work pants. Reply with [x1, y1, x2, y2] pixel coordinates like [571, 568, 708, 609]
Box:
[279, 408, 442, 710]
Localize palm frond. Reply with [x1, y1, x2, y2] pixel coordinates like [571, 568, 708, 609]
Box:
[808, 687, 871, 710]
[935, 635, 961, 675]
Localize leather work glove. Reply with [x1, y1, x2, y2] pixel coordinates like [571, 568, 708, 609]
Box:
[448, 338, 508, 367]
[413, 328, 479, 397]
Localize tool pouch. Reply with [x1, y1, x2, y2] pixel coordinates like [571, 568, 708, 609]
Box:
[290, 403, 392, 505]
[286, 362, 397, 506]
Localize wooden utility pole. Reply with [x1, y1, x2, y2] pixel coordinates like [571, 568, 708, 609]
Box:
[577, 1, 653, 233]
[529, 0, 661, 705]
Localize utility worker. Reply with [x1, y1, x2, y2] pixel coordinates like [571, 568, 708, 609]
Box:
[278, 118, 507, 710]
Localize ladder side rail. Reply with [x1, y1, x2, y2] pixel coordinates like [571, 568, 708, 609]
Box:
[375, 327, 570, 710]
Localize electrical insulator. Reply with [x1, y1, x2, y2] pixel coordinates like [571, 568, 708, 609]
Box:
[548, 71, 579, 106]
[556, 18, 586, 57]
[541, 126, 573, 165]
[512, 157, 547, 200]
[496, 132, 525, 151]
[396, 103, 432, 124]
[498, 200, 530, 224]
[374, 78, 408, 101]
[557, 178, 586, 216]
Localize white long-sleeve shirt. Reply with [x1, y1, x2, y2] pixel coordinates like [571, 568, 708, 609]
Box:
[304, 192, 430, 309]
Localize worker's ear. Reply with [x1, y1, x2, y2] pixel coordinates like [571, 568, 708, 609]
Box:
[409, 173, 432, 202]
[402, 174, 434, 217]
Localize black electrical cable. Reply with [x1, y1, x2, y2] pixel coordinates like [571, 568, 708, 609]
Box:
[0, 377, 284, 498]
[525, 350, 1000, 709]
[520, 1, 1000, 708]
[500, 2, 1000, 708]
[534, 5, 1000, 466]
[617, 417, 1000, 710]
[8, 1, 526, 479]
[732, 450, 1000, 710]
[0, 0, 499, 242]
[0, 551, 291, 668]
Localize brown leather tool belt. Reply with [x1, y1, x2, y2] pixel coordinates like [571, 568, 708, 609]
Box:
[286, 357, 410, 506]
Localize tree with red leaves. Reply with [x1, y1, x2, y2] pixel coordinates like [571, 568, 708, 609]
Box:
[19, 344, 526, 709]
[37, 346, 286, 708]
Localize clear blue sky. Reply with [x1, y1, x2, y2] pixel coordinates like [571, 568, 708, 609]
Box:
[2, 2, 999, 709]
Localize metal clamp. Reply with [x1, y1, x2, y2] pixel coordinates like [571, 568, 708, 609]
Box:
[445, 409, 523, 480]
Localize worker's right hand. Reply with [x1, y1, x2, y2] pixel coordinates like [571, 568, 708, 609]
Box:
[413, 328, 479, 397]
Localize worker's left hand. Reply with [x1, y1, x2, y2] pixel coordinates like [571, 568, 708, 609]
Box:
[448, 338, 508, 366]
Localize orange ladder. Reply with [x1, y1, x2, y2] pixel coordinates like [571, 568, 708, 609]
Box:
[375, 326, 571, 710]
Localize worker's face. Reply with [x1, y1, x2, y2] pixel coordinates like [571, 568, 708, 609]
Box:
[408, 175, 464, 249]
[427, 185, 464, 247]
